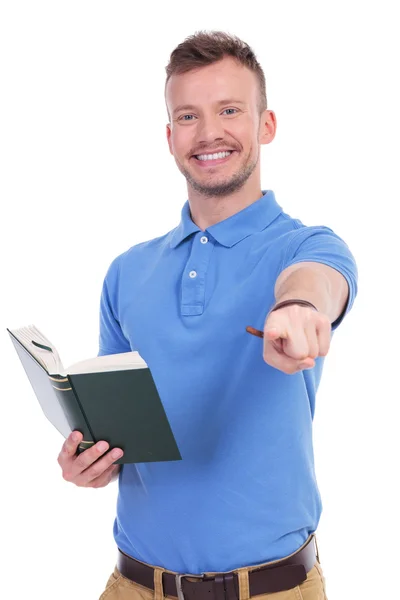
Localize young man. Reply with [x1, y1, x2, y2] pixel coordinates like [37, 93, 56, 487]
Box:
[58, 31, 357, 599]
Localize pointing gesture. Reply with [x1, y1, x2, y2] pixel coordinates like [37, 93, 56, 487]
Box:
[247, 299, 332, 375]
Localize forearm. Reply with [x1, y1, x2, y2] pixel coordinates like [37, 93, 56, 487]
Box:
[274, 263, 348, 324]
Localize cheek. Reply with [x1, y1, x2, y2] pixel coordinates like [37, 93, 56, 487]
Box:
[170, 128, 193, 157]
[230, 118, 258, 148]
[246, 126, 261, 154]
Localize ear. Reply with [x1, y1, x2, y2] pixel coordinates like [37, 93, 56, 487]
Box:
[259, 110, 277, 146]
[166, 123, 174, 155]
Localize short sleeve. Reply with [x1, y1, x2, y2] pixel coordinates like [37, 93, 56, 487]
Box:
[282, 225, 358, 331]
[98, 255, 132, 356]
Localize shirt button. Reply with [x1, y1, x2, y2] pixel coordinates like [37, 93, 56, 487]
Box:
[200, 236, 208, 244]
[189, 270, 197, 278]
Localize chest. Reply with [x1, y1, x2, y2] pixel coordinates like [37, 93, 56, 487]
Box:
[118, 234, 284, 363]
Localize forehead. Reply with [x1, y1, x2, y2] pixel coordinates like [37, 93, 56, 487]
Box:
[166, 56, 259, 111]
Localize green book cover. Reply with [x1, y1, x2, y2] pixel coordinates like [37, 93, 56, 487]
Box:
[8, 326, 181, 464]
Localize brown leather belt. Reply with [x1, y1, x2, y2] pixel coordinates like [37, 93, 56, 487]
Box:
[117, 535, 317, 598]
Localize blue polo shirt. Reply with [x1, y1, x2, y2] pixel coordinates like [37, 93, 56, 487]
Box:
[98, 190, 358, 574]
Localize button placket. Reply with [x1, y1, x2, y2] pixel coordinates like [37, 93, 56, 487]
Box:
[181, 233, 214, 316]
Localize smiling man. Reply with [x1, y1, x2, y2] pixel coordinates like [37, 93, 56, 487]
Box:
[166, 57, 266, 201]
[58, 31, 358, 600]
[166, 54, 273, 220]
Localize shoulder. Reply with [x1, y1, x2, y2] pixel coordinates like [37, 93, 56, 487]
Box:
[258, 209, 343, 254]
[268, 210, 358, 282]
[269, 208, 353, 256]
[283, 219, 354, 260]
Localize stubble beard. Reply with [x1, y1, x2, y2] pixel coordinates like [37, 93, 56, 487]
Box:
[178, 148, 259, 198]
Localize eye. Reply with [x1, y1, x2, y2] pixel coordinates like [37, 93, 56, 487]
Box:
[179, 114, 196, 121]
[222, 108, 238, 115]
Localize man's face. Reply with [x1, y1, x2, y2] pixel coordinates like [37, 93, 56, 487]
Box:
[166, 57, 274, 197]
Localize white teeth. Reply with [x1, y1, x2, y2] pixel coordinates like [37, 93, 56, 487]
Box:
[196, 151, 232, 161]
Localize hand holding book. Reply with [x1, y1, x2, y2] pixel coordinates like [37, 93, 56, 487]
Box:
[8, 325, 181, 464]
[58, 431, 123, 488]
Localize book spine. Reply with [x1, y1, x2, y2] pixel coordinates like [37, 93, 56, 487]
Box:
[49, 375, 95, 453]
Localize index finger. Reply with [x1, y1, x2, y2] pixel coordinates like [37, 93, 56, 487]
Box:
[62, 430, 83, 457]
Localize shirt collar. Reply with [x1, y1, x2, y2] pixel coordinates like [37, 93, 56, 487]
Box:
[169, 190, 283, 249]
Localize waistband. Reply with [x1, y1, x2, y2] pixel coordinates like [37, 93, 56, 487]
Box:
[116, 534, 318, 598]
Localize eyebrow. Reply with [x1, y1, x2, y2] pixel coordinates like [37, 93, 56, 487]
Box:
[172, 99, 246, 116]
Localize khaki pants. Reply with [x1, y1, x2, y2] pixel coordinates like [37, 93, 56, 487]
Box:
[99, 536, 328, 600]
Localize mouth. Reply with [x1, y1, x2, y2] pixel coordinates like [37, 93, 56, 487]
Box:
[191, 150, 236, 167]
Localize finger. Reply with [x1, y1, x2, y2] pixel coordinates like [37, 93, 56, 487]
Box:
[69, 440, 112, 478]
[264, 327, 286, 341]
[65, 431, 83, 454]
[285, 324, 316, 368]
[280, 326, 310, 361]
[75, 447, 124, 486]
[83, 464, 120, 489]
[316, 317, 332, 356]
[263, 329, 285, 359]
[265, 315, 310, 361]
[264, 344, 312, 374]
[304, 320, 319, 360]
[58, 431, 83, 466]
[60, 442, 108, 482]
[299, 358, 315, 369]
[264, 309, 289, 337]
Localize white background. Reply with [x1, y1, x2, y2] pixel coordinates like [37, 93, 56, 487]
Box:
[1, 1, 398, 598]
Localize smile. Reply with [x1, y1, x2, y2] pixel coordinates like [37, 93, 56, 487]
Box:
[192, 150, 235, 167]
[196, 151, 232, 161]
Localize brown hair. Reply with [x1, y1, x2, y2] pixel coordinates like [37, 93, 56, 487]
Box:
[165, 31, 267, 113]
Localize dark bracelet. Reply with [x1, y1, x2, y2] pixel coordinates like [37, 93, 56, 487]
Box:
[270, 299, 318, 314]
[246, 300, 318, 339]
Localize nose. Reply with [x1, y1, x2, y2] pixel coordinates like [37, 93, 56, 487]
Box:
[196, 113, 225, 145]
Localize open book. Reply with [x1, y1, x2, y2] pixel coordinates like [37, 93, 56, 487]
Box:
[8, 325, 181, 464]
[10, 325, 148, 375]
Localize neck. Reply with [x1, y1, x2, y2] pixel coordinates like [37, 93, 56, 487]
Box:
[187, 174, 263, 230]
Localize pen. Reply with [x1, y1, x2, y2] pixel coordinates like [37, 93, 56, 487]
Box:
[246, 326, 264, 339]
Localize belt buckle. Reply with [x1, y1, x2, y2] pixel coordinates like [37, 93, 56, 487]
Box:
[175, 572, 205, 600]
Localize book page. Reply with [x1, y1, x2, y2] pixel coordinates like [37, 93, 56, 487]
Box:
[66, 351, 148, 375]
[9, 325, 64, 374]
[9, 325, 148, 375]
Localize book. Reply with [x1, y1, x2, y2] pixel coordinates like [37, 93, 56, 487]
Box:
[7, 325, 181, 464]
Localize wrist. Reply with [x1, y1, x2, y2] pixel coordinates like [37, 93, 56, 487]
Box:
[270, 298, 318, 314]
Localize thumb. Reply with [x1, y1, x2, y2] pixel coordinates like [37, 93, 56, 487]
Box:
[264, 327, 286, 341]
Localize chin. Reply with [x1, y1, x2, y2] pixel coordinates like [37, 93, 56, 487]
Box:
[189, 177, 248, 197]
